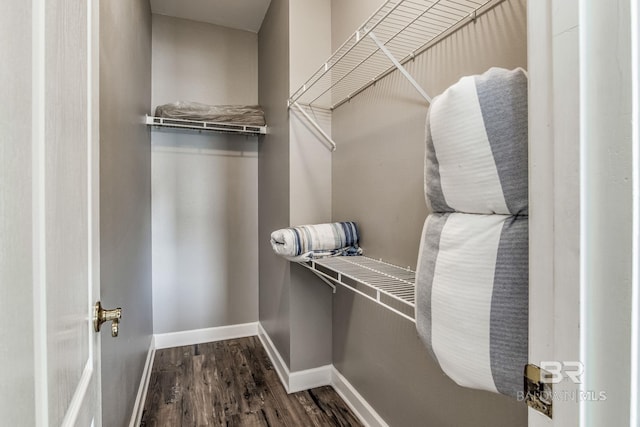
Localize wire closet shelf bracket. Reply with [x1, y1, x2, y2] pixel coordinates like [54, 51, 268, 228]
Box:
[288, 0, 504, 150]
[300, 256, 417, 323]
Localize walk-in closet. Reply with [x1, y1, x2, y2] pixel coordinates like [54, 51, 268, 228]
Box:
[145, 0, 530, 425]
[3, 0, 637, 426]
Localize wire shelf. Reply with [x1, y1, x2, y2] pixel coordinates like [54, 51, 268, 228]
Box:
[289, 0, 502, 110]
[146, 115, 267, 136]
[301, 256, 416, 322]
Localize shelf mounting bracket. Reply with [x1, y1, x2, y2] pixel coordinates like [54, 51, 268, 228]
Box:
[289, 101, 337, 152]
[367, 31, 432, 104]
[302, 262, 337, 293]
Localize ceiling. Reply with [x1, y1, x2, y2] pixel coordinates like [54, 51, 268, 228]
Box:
[150, 0, 272, 33]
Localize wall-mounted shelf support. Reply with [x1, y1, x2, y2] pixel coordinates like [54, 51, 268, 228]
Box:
[289, 101, 337, 152]
[307, 270, 337, 293]
[367, 31, 432, 104]
[299, 256, 416, 322]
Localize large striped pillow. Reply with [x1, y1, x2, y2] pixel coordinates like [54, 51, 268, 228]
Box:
[416, 213, 528, 398]
[417, 67, 529, 399]
[425, 67, 528, 215]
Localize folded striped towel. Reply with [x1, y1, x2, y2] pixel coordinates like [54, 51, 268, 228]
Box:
[270, 222, 363, 262]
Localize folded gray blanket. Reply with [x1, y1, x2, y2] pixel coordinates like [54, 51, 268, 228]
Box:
[154, 102, 266, 126]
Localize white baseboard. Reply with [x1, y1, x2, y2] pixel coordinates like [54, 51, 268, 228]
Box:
[257, 322, 332, 393]
[257, 323, 386, 426]
[129, 336, 156, 427]
[289, 364, 332, 393]
[257, 323, 290, 391]
[331, 367, 389, 427]
[154, 322, 259, 349]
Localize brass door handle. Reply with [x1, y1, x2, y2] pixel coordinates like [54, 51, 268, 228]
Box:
[94, 301, 122, 337]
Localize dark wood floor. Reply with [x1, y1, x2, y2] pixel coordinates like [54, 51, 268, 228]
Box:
[140, 336, 363, 427]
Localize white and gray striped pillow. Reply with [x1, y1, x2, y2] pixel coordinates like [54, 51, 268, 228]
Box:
[416, 213, 528, 397]
[424, 67, 528, 215]
[416, 67, 528, 399]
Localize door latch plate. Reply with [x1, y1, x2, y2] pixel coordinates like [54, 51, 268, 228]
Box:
[524, 363, 553, 419]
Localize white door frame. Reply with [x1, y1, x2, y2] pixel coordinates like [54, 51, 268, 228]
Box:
[632, 0, 640, 423]
[529, 0, 636, 425]
[528, 1, 581, 426]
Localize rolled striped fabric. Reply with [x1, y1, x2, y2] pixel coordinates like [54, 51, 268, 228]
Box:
[417, 67, 529, 399]
[270, 222, 363, 262]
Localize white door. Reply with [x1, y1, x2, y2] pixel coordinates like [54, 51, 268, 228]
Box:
[528, 0, 636, 426]
[31, 0, 104, 425]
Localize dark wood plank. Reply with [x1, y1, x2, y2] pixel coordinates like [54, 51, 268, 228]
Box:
[140, 336, 363, 427]
[306, 386, 364, 427]
[141, 346, 195, 427]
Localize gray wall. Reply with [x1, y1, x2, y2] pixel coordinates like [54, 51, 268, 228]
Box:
[99, 1, 153, 426]
[258, 0, 292, 367]
[288, 0, 332, 226]
[258, 0, 334, 373]
[287, 0, 333, 373]
[151, 15, 259, 334]
[330, 0, 528, 425]
[0, 1, 35, 424]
